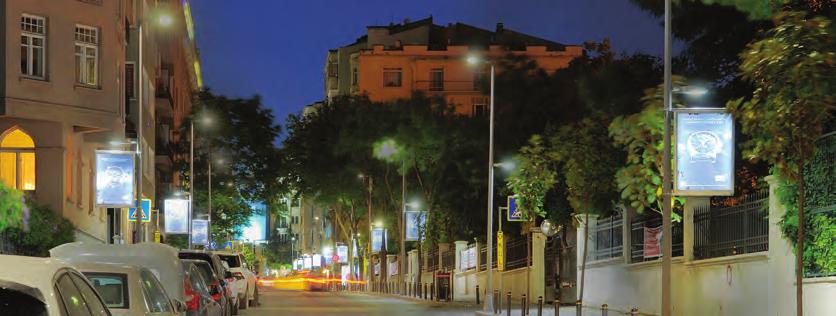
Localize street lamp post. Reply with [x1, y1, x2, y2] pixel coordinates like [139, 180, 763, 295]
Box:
[662, 1, 673, 315]
[468, 55, 496, 312]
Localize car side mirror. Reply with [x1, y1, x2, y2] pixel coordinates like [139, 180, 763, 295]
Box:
[172, 299, 187, 313]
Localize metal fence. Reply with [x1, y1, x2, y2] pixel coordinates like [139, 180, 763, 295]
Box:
[505, 237, 530, 270]
[441, 249, 454, 271]
[593, 214, 623, 260]
[694, 189, 769, 260]
[426, 249, 438, 272]
[478, 244, 497, 270]
[630, 214, 684, 263]
[805, 132, 836, 278]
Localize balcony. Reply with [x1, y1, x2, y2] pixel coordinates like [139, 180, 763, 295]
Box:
[414, 80, 479, 93]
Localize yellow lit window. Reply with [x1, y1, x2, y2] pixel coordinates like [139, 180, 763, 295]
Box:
[0, 128, 35, 191]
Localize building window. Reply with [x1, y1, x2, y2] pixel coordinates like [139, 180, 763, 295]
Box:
[75, 24, 99, 86]
[383, 68, 402, 87]
[21, 14, 46, 78]
[351, 67, 358, 86]
[0, 128, 36, 191]
[472, 103, 487, 117]
[430, 68, 444, 91]
[327, 61, 338, 78]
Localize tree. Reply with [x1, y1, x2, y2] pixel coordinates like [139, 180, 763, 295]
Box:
[0, 182, 24, 233]
[726, 12, 834, 315]
[506, 135, 557, 220]
[609, 78, 688, 219]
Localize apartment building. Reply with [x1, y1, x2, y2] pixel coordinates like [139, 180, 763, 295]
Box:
[325, 17, 582, 115]
[0, 0, 200, 245]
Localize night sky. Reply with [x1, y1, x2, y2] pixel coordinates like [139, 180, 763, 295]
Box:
[190, 0, 664, 131]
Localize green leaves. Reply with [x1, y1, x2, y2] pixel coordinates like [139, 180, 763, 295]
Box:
[506, 135, 557, 220]
[0, 182, 24, 233]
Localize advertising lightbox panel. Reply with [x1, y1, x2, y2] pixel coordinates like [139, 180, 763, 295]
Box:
[337, 245, 349, 264]
[239, 212, 267, 242]
[191, 219, 209, 245]
[164, 199, 190, 234]
[95, 151, 135, 207]
[675, 112, 735, 196]
[371, 228, 387, 252]
[404, 211, 426, 241]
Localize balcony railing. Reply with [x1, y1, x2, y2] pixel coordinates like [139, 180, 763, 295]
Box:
[414, 80, 479, 92]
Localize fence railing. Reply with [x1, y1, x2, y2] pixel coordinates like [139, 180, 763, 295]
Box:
[441, 249, 454, 271]
[694, 189, 769, 260]
[593, 214, 623, 261]
[426, 249, 438, 272]
[505, 237, 530, 270]
[630, 214, 684, 263]
[479, 244, 497, 271]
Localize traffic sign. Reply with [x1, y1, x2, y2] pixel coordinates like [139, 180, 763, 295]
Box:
[128, 199, 152, 222]
[497, 231, 505, 271]
[507, 196, 525, 222]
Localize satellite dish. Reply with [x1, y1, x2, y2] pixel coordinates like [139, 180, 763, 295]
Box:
[541, 219, 560, 237]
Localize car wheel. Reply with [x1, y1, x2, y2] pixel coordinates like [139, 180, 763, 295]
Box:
[239, 289, 249, 310]
[249, 286, 259, 307]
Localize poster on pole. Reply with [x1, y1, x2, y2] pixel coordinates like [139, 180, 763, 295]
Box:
[507, 196, 525, 222]
[95, 151, 135, 207]
[371, 228, 387, 252]
[337, 244, 349, 264]
[164, 199, 190, 234]
[404, 211, 426, 241]
[191, 219, 209, 245]
[675, 111, 735, 196]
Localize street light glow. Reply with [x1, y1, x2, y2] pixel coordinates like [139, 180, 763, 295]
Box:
[466, 55, 480, 65]
[374, 221, 383, 228]
[674, 86, 709, 97]
[157, 14, 174, 27]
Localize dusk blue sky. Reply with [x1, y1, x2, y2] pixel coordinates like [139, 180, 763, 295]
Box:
[190, 0, 664, 132]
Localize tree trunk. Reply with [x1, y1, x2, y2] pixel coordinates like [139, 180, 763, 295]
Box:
[796, 173, 805, 316]
[579, 213, 590, 306]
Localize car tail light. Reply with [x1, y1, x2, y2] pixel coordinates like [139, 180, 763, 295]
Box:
[210, 280, 223, 302]
[184, 279, 200, 311]
[233, 272, 245, 280]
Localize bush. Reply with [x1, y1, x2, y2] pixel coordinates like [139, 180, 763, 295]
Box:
[7, 203, 74, 257]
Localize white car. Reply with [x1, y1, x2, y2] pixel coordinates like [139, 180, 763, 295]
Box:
[74, 262, 185, 316]
[0, 254, 111, 316]
[213, 251, 258, 309]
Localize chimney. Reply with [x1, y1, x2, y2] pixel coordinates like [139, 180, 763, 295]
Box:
[496, 22, 504, 33]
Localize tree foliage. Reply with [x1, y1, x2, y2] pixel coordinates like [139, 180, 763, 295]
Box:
[506, 135, 557, 220]
[0, 183, 24, 233]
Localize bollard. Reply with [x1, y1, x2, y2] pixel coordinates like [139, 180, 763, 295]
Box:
[554, 299, 560, 316]
[521, 294, 527, 316]
[423, 283, 427, 300]
[494, 289, 500, 314]
[630, 307, 639, 315]
[430, 283, 435, 301]
[601, 304, 608, 316]
[576, 300, 582, 316]
[537, 296, 543, 316]
[506, 292, 512, 316]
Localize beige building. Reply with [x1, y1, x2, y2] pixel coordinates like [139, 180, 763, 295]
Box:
[0, 0, 201, 245]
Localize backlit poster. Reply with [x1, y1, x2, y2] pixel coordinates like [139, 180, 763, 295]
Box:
[95, 151, 135, 207]
[404, 211, 426, 241]
[164, 199, 190, 234]
[675, 112, 735, 196]
[337, 245, 349, 264]
[191, 219, 209, 245]
[371, 228, 387, 252]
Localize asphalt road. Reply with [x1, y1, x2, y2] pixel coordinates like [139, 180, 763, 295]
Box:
[239, 286, 477, 316]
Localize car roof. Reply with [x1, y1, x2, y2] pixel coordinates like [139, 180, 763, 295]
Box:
[211, 250, 239, 256]
[51, 242, 185, 300]
[0, 255, 72, 290]
[73, 262, 142, 275]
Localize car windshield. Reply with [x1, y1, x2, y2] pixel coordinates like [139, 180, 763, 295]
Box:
[0, 285, 47, 316]
[83, 273, 129, 309]
[178, 252, 216, 273]
[217, 254, 241, 268]
[193, 262, 216, 282]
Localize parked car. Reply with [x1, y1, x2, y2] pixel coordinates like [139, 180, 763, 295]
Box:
[212, 251, 258, 309]
[178, 250, 236, 315]
[182, 259, 232, 316]
[180, 260, 223, 316]
[0, 254, 111, 316]
[75, 262, 185, 316]
[50, 243, 197, 314]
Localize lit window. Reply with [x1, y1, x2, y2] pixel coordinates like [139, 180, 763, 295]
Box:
[75, 25, 99, 86]
[20, 14, 46, 78]
[0, 128, 36, 191]
[383, 68, 402, 87]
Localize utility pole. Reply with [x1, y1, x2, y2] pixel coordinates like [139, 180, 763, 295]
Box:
[662, 0, 673, 315]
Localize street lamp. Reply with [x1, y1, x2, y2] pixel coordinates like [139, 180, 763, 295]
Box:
[467, 53, 496, 312]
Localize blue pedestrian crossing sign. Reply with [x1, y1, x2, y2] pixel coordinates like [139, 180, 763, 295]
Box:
[128, 199, 152, 222]
[507, 196, 525, 222]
